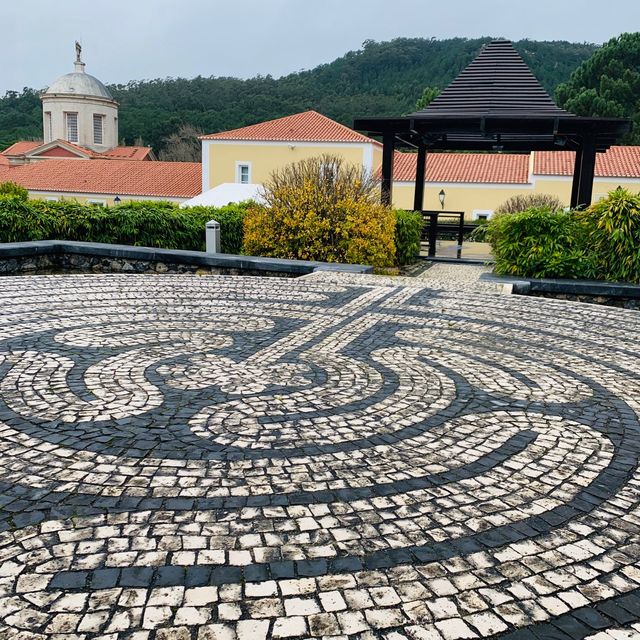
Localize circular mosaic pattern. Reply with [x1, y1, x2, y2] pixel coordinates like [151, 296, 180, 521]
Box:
[0, 272, 639, 640]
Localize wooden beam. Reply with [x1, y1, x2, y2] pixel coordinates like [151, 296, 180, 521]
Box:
[576, 136, 597, 209]
[381, 132, 395, 206]
[413, 144, 427, 212]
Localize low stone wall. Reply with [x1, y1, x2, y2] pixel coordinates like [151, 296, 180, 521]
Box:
[480, 272, 640, 310]
[0, 241, 372, 278]
[523, 291, 640, 310]
[0, 253, 294, 278]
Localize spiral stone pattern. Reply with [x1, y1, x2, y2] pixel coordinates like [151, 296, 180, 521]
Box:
[0, 272, 639, 640]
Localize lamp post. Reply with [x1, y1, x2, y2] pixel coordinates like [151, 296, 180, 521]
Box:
[439, 189, 446, 210]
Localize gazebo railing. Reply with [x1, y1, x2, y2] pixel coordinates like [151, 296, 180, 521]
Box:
[419, 210, 468, 258]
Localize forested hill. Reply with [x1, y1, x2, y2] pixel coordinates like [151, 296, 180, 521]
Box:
[0, 37, 597, 153]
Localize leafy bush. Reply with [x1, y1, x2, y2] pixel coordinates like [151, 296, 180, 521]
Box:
[486, 207, 594, 279]
[0, 181, 29, 200]
[578, 188, 640, 284]
[243, 155, 396, 267]
[485, 189, 640, 283]
[394, 210, 423, 265]
[0, 197, 248, 254]
[495, 193, 564, 215]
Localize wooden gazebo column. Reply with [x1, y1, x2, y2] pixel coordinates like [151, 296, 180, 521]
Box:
[413, 143, 427, 211]
[570, 146, 583, 209]
[381, 132, 395, 206]
[572, 135, 597, 209]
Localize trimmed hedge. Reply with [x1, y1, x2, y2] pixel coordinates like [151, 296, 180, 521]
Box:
[394, 210, 423, 265]
[0, 193, 425, 269]
[0, 197, 248, 255]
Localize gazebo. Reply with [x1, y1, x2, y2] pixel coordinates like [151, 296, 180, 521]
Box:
[354, 40, 631, 211]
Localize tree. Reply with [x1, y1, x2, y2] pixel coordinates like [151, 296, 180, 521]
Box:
[158, 123, 203, 162]
[495, 193, 564, 215]
[0, 181, 28, 200]
[556, 32, 640, 144]
[415, 86, 440, 111]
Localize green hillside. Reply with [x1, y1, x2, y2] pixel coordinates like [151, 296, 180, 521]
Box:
[0, 37, 597, 153]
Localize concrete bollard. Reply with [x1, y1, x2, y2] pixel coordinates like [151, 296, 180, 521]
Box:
[206, 220, 221, 254]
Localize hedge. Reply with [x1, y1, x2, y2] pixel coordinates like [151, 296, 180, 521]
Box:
[0, 194, 424, 268]
[394, 210, 423, 265]
[0, 197, 248, 254]
[484, 189, 640, 283]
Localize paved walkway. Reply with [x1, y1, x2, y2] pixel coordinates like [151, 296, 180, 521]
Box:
[0, 272, 639, 640]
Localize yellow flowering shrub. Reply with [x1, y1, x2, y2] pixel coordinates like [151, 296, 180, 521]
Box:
[244, 155, 396, 268]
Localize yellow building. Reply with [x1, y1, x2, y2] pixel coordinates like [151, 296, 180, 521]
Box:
[199, 110, 382, 192]
[201, 110, 640, 220]
[389, 146, 640, 219]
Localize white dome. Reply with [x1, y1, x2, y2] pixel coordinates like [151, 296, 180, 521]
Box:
[44, 71, 114, 101]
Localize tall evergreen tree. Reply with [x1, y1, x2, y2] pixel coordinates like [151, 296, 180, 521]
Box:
[556, 32, 640, 144]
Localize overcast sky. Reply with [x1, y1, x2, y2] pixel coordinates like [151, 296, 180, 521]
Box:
[3, 0, 638, 94]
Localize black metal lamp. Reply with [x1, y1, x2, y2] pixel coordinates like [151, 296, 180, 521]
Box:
[114, 196, 121, 205]
[439, 189, 446, 210]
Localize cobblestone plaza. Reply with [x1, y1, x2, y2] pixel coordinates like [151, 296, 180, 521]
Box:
[0, 270, 639, 639]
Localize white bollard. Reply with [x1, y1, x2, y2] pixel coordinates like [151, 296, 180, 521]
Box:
[206, 220, 221, 254]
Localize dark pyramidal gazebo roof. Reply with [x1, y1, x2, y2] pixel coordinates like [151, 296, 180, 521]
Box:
[353, 39, 631, 209]
[410, 39, 570, 118]
[354, 39, 630, 152]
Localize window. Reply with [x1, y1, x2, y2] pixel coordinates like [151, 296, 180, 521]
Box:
[46, 197, 59, 202]
[237, 163, 251, 184]
[44, 112, 52, 143]
[87, 199, 106, 207]
[93, 114, 104, 145]
[65, 112, 78, 143]
[472, 210, 494, 221]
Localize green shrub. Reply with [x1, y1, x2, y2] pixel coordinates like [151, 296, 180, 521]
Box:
[394, 210, 423, 265]
[0, 181, 29, 201]
[578, 188, 640, 284]
[0, 198, 247, 254]
[243, 155, 396, 268]
[485, 207, 594, 279]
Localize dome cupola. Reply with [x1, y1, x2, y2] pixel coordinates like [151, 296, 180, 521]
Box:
[41, 43, 119, 151]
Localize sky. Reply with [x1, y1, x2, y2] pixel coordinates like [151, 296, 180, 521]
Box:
[3, 0, 638, 94]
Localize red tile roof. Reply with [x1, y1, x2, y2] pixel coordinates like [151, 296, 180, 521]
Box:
[1, 141, 44, 156]
[2, 140, 154, 161]
[386, 151, 530, 184]
[2, 140, 97, 158]
[200, 110, 380, 145]
[534, 146, 640, 178]
[102, 146, 154, 161]
[0, 158, 201, 198]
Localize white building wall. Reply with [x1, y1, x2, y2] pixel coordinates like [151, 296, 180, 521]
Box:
[42, 96, 118, 151]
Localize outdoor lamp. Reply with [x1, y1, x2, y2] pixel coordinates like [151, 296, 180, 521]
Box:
[439, 189, 446, 210]
[114, 196, 121, 204]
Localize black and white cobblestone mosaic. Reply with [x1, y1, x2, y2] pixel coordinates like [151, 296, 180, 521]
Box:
[0, 272, 639, 640]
